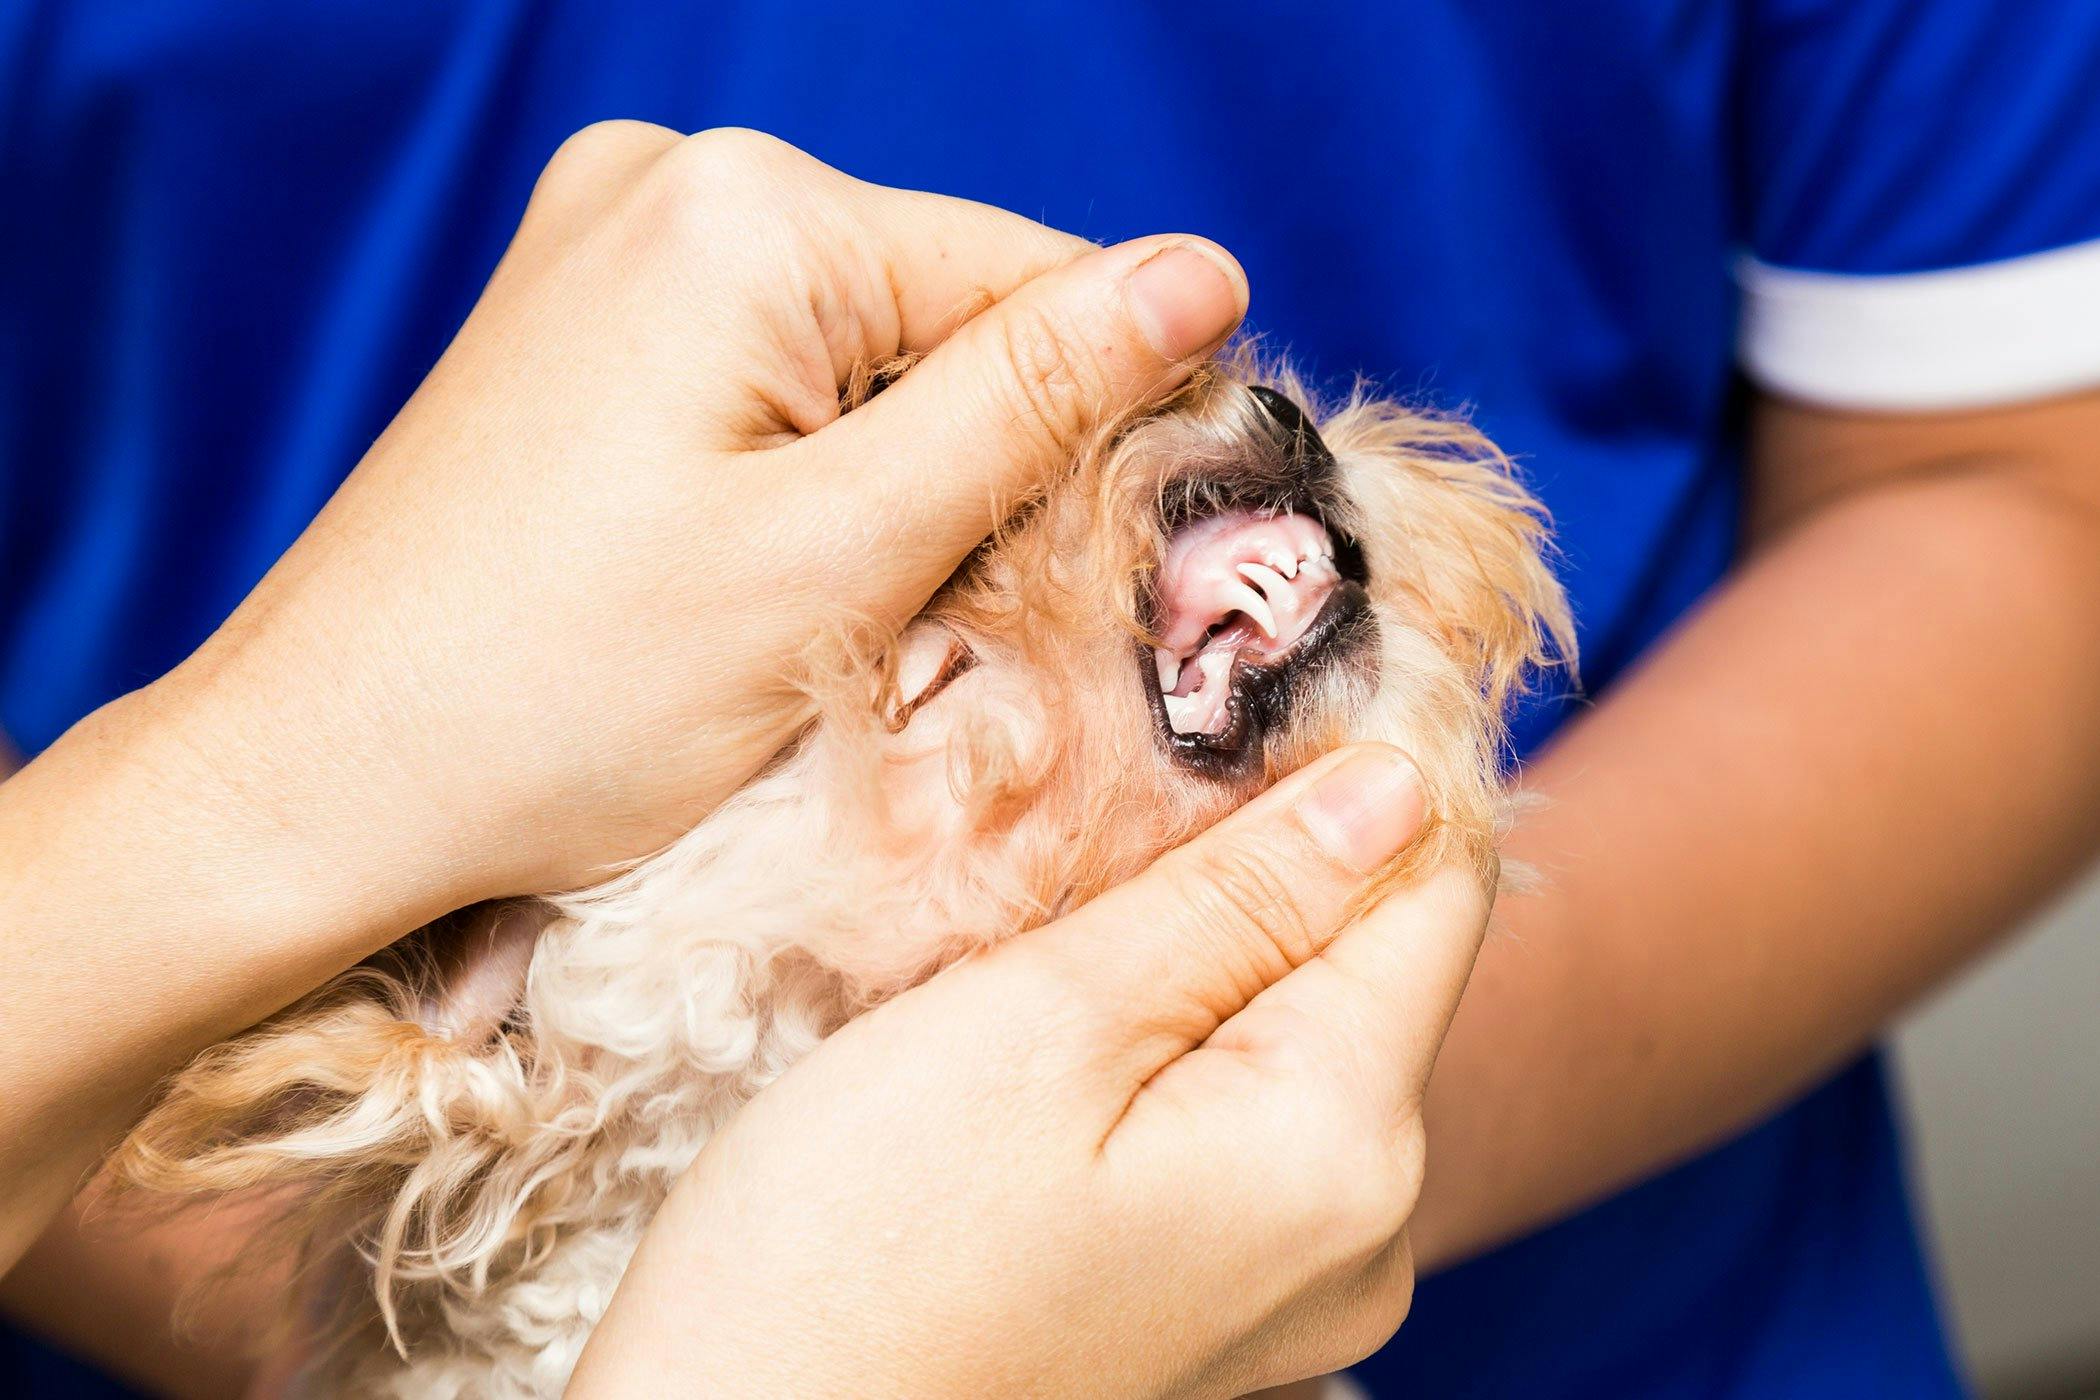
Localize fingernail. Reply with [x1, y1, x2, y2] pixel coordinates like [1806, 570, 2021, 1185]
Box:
[1126, 242, 1248, 362]
[1295, 747, 1425, 874]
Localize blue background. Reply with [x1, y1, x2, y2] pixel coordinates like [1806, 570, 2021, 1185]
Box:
[7, 1, 2099, 1394]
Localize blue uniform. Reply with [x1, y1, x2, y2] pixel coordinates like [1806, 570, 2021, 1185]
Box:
[6, 3, 2100, 1395]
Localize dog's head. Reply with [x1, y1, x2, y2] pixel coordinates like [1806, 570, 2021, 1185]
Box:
[796, 356, 1574, 991]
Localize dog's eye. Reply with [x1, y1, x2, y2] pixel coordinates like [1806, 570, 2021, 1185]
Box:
[885, 631, 976, 733]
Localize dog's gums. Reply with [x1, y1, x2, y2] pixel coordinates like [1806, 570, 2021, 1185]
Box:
[1145, 387, 1375, 769]
[109, 357, 1574, 1397]
[1153, 508, 1344, 732]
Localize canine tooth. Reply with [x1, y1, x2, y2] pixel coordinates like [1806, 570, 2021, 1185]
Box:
[1238, 561, 1291, 601]
[1224, 579, 1278, 638]
[1155, 648, 1181, 693]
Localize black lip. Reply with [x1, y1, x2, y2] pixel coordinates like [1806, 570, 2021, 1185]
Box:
[1143, 581, 1377, 780]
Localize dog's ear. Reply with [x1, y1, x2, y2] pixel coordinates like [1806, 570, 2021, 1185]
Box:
[1323, 397, 1576, 715]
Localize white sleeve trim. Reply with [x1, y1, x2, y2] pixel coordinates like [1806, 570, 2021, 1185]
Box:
[1736, 240, 2100, 411]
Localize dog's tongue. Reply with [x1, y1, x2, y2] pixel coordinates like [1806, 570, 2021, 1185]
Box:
[1154, 510, 1341, 736]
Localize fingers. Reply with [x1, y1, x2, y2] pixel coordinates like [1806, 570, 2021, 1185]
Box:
[513, 126, 1249, 635]
[1017, 744, 1425, 1082]
[1229, 853, 1494, 1120]
[790, 232, 1249, 616]
[856, 185, 1098, 354]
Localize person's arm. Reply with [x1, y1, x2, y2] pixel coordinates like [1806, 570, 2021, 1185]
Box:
[1410, 386, 2100, 1268]
[0, 736, 279, 1399]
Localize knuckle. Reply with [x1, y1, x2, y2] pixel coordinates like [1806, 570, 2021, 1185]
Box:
[1286, 1106, 1422, 1252]
[1424, 858, 1496, 927]
[669, 126, 808, 185]
[1318, 1170, 1416, 1265]
[1390, 1114, 1429, 1198]
[526, 120, 678, 221]
[1172, 836, 1327, 970]
[986, 304, 1110, 454]
[543, 119, 671, 180]
[634, 128, 821, 253]
[1321, 1244, 1416, 1371]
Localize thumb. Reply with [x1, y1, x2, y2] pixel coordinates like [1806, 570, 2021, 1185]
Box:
[1016, 744, 1427, 1086]
[792, 234, 1248, 615]
[1247, 856, 1495, 1116]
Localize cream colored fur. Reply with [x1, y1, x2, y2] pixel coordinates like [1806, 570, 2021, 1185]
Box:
[110, 357, 1573, 1396]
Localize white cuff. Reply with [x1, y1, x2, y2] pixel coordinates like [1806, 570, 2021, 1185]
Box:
[1736, 240, 2100, 412]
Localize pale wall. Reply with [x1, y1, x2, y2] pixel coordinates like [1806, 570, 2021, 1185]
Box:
[1895, 861, 2100, 1398]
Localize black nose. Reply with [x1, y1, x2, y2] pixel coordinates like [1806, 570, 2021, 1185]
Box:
[1246, 385, 1337, 476]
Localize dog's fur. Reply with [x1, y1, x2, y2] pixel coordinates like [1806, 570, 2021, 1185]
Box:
[110, 356, 1572, 1397]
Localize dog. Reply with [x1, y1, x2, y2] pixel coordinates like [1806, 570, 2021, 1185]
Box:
[111, 355, 1573, 1396]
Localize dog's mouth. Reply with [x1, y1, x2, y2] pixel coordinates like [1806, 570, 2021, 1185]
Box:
[1143, 388, 1373, 775]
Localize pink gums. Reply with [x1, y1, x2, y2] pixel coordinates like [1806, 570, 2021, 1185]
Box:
[1153, 510, 1341, 736]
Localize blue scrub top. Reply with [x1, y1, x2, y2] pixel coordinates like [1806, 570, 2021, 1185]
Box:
[8, 3, 2100, 1395]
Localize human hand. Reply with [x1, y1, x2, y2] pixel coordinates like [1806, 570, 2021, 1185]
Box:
[571, 743, 1484, 1399]
[0, 124, 1245, 1262]
[137, 124, 1247, 916]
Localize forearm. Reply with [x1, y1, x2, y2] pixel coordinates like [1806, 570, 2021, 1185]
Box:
[0, 1186, 276, 1400]
[0, 803, 273, 1391]
[1411, 447, 2100, 1269]
[0, 679, 452, 1268]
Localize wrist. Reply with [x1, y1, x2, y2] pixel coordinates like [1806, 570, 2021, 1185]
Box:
[4, 683, 430, 1008]
[0, 681, 458, 1129]
[137, 638, 496, 926]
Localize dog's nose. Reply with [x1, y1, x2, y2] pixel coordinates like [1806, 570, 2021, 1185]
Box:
[1247, 385, 1336, 476]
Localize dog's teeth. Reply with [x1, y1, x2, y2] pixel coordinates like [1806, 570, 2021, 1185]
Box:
[1224, 579, 1278, 638]
[1268, 550, 1299, 579]
[1155, 648, 1181, 693]
[1163, 691, 1196, 733]
[1197, 648, 1234, 688]
[1238, 561, 1291, 601]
